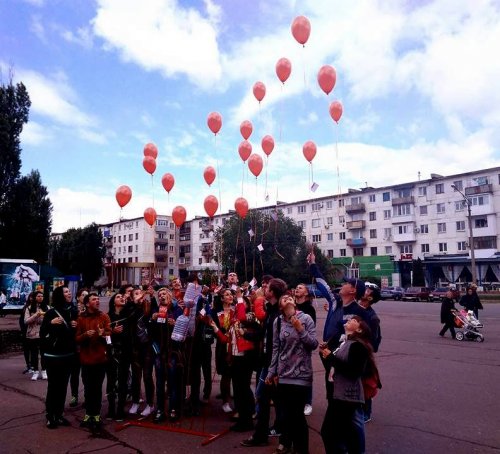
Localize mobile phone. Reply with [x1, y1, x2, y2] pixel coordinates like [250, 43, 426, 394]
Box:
[200, 308, 206, 317]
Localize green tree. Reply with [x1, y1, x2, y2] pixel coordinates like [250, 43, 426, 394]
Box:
[214, 210, 333, 287]
[1, 170, 52, 263]
[52, 223, 104, 287]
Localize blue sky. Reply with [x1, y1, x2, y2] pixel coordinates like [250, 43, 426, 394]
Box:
[1, 0, 499, 232]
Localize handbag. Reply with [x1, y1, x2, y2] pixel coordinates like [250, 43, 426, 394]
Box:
[362, 365, 382, 399]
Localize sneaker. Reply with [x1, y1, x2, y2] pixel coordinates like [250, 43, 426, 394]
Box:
[80, 415, 91, 428]
[128, 403, 140, 414]
[22, 367, 32, 374]
[46, 418, 58, 429]
[115, 409, 125, 422]
[140, 404, 154, 417]
[364, 417, 372, 423]
[169, 409, 178, 421]
[69, 396, 78, 407]
[304, 404, 313, 416]
[57, 416, 71, 427]
[241, 436, 269, 447]
[41, 370, 48, 380]
[268, 427, 281, 437]
[153, 411, 166, 423]
[273, 444, 292, 454]
[222, 402, 233, 413]
[31, 371, 40, 381]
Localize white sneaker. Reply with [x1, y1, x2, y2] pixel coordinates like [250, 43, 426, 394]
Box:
[304, 404, 313, 416]
[222, 402, 233, 413]
[129, 403, 140, 414]
[140, 405, 154, 417]
[31, 371, 40, 381]
[41, 370, 48, 380]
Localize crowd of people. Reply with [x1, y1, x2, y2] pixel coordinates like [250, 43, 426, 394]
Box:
[20, 253, 387, 454]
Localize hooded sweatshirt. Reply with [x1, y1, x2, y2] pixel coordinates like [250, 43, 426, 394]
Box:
[76, 310, 111, 365]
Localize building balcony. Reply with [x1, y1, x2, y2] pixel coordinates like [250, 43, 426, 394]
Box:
[155, 249, 168, 256]
[201, 222, 214, 232]
[464, 183, 493, 196]
[154, 238, 168, 245]
[391, 196, 414, 205]
[347, 238, 366, 247]
[470, 201, 494, 216]
[345, 203, 365, 213]
[346, 220, 366, 230]
[393, 232, 416, 242]
[391, 214, 415, 224]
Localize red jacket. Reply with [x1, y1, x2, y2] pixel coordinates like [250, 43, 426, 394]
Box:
[76, 311, 111, 365]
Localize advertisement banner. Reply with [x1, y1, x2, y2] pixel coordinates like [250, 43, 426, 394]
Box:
[0, 260, 41, 310]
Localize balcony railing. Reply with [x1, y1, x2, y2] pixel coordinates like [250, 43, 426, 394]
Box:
[154, 238, 168, 245]
[391, 196, 414, 205]
[346, 220, 366, 230]
[345, 203, 365, 213]
[464, 183, 493, 196]
[346, 238, 366, 247]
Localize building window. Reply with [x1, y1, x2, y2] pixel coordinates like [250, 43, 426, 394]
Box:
[394, 204, 411, 216]
[327, 249, 334, 258]
[169, 245, 174, 252]
[135, 233, 138, 240]
[418, 186, 427, 196]
[351, 196, 361, 205]
[456, 221, 465, 231]
[287, 207, 292, 214]
[370, 229, 377, 239]
[326, 201, 333, 209]
[439, 243, 447, 252]
[135, 257, 138, 262]
[297, 205, 306, 214]
[370, 247, 377, 256]
[457, 241, 467, 251]
[326, 217, 333, 225]
[382, 192, 390, 202]
[113, 236, 116, 243]
[353, 248, 364, 256]
[436, 203, 446, 214]
[339, 215, 345, 225]
[312, 219, 320, 228]
[312, 234, 322, 243]
[338, 199, 344, 207]
[128, 246, 133, 253]
[199, 258, 203, 265]
[421, 244, 429, 253]
[369, 194, 375, 203]
[339, 232, 346, 240]
[398, 225, 409, 234]
[383, 209, 391, 219]
[400, 244, 413, 253]
[474, 236, 497, 249]
[455, 201, 465, 211]
[168, 257, 174, 264]
[369, 212, 376, 221]
[453, 180, 463, 191]
[340, 249, 346, 257]
[135, 245, 138, 252]
[420, 205, 428, 215]
[327, 233, 333, 241]
[471, 195, 488, 206]
[385, 246, 393, 254]
[312, 202, 322, 211]
[435, 183, 444, 194]
[298, 220, 306, 229]
[170, 234, 174, 240]
[475, 218, 488, 228]
[420, 224, 429, 233]
[128, 234, 133, 241]
[384, 227, 392, 239]
[437, 223, 447, 233]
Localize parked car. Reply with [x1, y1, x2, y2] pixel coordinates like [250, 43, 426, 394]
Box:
[402, 287, 432, 302]
[429, 287, 460, 302]
[380, 286, 404, 300]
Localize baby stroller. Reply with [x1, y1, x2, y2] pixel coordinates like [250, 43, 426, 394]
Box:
[452, 309, 484, 342]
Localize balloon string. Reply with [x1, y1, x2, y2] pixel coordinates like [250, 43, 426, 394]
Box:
[264, 156, 268, 201]
[151, 174, 155, 208]
[234, 221, 241, 275]
[214, 134, 222, 215]
[279, 84, 284, 143]
[255, 177, 258, 208]
[335, 122, 341, 196]
[302, 46, 307, 89]
[241, 162, 245, 196]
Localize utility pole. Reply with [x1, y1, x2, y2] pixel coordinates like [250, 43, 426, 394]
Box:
[452, 184, 477, 285]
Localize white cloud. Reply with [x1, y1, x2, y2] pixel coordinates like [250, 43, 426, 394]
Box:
[92, 0, 222, 89]
[20, 120, 53, 146]
[60, 26, 94, 49]
[30, 15, 47, 42]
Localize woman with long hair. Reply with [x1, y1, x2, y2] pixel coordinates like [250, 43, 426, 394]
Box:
[320, 315, 375, 454]
[24, 291, 49, 381]
[40, 286, 78, 429]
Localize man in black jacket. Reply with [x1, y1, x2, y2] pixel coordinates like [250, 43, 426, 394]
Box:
[439, 290, 456, 338]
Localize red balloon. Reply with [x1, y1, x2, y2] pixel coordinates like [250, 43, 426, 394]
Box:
[207, 111, 222, 135]
[276, 58, 292, 83]
[204, 195, 219, 218]
[172, 206, 187, 228]
[115, 185, 132, 208]
[143, 142, 158, 159]
[329, 101, 343, 123]
[303, 141, 317, 163]
[144, 207, 157, 227]
[143, 156, 156, 175]
[317, 65, 337, 95]
[240, 120, 253, 140]
[238, 140, 252, 162]
[291, 15, 311, 45]
[261, 135, 275, 156]
[248, 153, 264, 177]
[204, 166, 216, 186]
[161, 173, 175, 193]
[253, 82, 266, 102]
[234, 197, 249, 219]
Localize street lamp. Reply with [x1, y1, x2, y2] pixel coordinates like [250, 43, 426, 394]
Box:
[451, 184, 477, 285]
